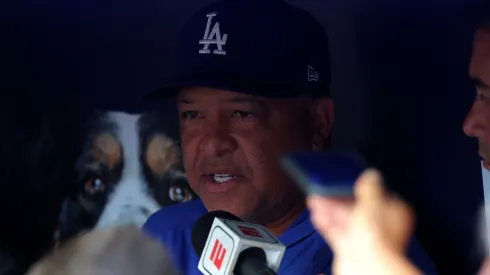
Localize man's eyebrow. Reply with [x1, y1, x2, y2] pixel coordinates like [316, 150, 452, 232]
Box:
[177, 98, 193, 104]
[226, 97, 266, 107]
[471, 77, 490, 89]
[177, 96, 268, 106]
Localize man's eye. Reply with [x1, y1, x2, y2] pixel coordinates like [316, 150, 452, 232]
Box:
[477, 93, 490, 104]
[181, 111, 200, 119]
[232, 111, 255, 118]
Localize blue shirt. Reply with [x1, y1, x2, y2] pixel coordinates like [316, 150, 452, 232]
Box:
[143, 199, 437, 275]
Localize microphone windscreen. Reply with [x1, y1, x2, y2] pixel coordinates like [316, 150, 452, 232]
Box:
[26, 226, 177, 275]
[191, 210, 241, 256]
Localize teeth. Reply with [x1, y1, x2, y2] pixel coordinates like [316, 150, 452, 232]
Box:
[213, 174, 235, 183]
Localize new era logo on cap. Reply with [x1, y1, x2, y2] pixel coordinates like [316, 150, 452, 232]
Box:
[307, 65, 319, 82]
[199, 12, 228, 55]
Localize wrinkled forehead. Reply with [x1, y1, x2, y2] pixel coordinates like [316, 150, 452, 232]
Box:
[470, 29, 490, 87]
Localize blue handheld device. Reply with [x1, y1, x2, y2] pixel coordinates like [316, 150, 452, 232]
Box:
[281, 150, 366, 197]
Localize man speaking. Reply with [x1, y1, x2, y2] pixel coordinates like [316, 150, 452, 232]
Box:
[143, 0, 436, 274]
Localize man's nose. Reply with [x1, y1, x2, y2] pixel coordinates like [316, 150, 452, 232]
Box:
[199, 121, 237, 156]
[463, 102, 488, 138]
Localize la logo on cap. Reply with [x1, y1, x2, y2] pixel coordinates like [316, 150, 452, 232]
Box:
[199, 12, 228, 55]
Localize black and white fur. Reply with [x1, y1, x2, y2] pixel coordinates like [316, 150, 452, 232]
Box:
[57, 110, 196, 243]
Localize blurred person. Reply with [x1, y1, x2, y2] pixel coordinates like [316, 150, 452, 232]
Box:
[142, 0, 436, 274]
[463, 3, 490, 171]
[311, 3, 490, 274]
[27, 226, 176, 275]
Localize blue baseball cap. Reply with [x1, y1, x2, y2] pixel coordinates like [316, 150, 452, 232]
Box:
[148, 0, 331, 99]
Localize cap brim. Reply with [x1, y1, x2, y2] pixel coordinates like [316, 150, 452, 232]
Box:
[144, 76, 260, 100]
[144, 73, 311, 100]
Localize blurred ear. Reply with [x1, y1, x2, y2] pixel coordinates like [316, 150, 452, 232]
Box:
[309, 97, 334, 150]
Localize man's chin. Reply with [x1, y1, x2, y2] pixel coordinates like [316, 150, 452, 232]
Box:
[204, 202, 247, 219]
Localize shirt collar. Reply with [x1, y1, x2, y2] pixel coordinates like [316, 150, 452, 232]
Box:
[278, 208, 316, 248]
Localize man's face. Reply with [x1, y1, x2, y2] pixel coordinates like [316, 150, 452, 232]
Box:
[464, 29, 490, 170]
[176, 87, 331, 223]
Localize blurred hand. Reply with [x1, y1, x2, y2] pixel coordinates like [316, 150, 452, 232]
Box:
[308, 169, 420, 275]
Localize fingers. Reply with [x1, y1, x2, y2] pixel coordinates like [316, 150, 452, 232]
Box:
[307, 197, 332, 242]
[308, 196, 353, 245]
[385, 199, 415, 252]
[308, 168, 386, 241]
[308, 198, 353, 227]
[355, 169, 386, 207]
[309, 169, 388, 233]
[355, 169, 415, 251]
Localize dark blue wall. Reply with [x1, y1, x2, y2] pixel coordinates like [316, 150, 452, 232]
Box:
[1, 0, 484, 274]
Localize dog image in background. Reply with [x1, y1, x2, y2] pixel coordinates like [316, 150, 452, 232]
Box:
[0, 92, 194, 274]
[28, 226, 177, 275]
[56, 110, 197, 244]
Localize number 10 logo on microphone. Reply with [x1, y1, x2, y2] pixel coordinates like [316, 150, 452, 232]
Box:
[210, 239, 227, 270]
[200, 226, 235, 275]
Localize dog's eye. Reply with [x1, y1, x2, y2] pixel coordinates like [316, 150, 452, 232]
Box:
[85, 177, 106, 195]
[169, 185, 193, 203]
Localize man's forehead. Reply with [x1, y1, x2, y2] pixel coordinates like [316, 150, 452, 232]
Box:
[470, 29, 490, 88]
[176, 87, 311, 111]
[177, 87, 268, 103]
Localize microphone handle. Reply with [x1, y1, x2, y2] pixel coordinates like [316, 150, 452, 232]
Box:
[257, 267, 277, 275]
[235, 257, 278, 275]
[234, 247, 278, 275]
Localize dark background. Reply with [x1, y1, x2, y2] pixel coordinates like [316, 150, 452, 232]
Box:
[0, 0, 484, 274]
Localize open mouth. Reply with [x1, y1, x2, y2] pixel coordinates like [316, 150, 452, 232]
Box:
[211, 174, 236, 183]
[202, 173, 241, 193]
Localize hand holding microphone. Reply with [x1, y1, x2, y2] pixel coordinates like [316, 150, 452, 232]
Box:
[192, 211, 286, 275]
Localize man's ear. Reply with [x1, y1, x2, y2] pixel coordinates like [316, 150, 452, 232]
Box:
[309, 97, 334, 150]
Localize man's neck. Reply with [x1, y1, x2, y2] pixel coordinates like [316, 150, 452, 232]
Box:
[263, 200, 306, 236]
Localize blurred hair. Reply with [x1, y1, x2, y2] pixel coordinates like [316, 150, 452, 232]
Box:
[27, 227, 177, 275]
